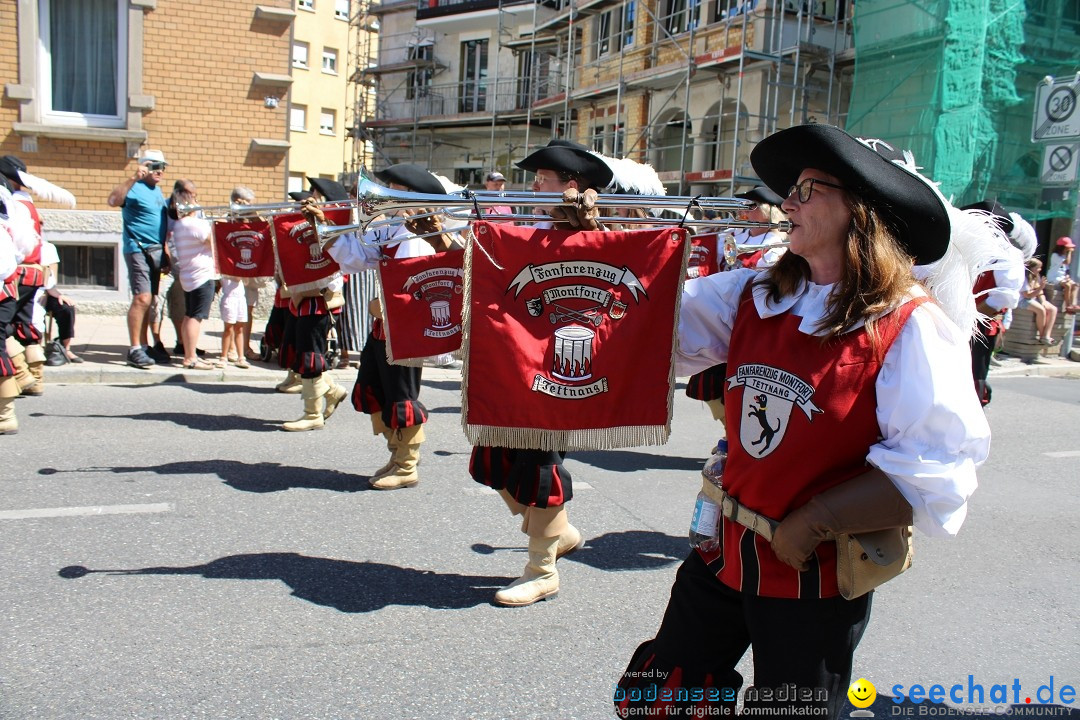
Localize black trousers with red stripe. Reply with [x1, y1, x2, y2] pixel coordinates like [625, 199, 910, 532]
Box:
[969, 325, 995, 406]
[617, 551, 871, 720]
[10, 282, 43, 345]
[685, 363, 726, 402]
[469, 447, 573, 508]
[293, 312, 331, 378]
[0, 298, 16, 377]
[352, 334, 427, 429]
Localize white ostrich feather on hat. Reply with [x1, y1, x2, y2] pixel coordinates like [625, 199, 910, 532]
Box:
[914, 206, 1020, 339]
[604, 157, 667, 197]
[18, 170, 77, 208]
[897, 156, 1020, 339]
[432, 173, 470, 235]
[1006, 212, 1037, 260]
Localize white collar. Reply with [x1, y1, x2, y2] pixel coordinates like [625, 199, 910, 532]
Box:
[751, 276, 925, 336]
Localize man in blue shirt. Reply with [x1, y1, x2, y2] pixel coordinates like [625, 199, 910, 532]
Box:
[107, 150, 169, 368]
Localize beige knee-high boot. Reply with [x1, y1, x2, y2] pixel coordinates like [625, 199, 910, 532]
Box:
[0, 375, 19, 434]
[705, 398, 725, 422]
[23, 343, 46, 396]
[282, 376, 327, 431]
[498, 488, 527, 519]
[368, 414, 398, 479]
[6, 338, 35, 395]
[275, 369, 303, 394]
[322, 374, 348, 420]
[370, 424, 424, 490]
[495, 504, 576, 607]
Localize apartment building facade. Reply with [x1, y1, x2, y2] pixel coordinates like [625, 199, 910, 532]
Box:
[353, 0, 852, 194]
[289, 0, 355, 194]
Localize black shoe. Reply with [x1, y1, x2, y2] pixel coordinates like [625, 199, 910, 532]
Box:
[175, 342, 206, 358]
[127, 347, 156, 369]
[149, 341, 171, 365]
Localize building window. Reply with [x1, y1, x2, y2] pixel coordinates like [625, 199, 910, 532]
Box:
[38, 0, 127, 128]
[293, 42, 309, 69]
[661, 0, 699, 35]
[594, 4, 635, 59]
[288, 174, 306, 193]
[460, 39, 489, 113]
[322, 48, 338, 74]
[320, 109, 336, 135]
[56, 244, 115, 289]
[335, 0, 350, 20]
[297, 0, 314, 10]
[407, 44, 434, 100]
[290, 105, 307, 132]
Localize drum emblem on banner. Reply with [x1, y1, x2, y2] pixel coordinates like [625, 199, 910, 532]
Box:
[405, 265, 463, 338]
[290, 221, 331, 271]
[728, 363, 822, 458]
[507, 258, 647, 400]
[225, 230, 265, 271]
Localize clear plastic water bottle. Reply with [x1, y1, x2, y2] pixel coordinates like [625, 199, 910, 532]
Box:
[689, 439, 728, 551]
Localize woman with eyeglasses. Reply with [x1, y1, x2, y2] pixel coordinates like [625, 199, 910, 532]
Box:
[616, 125, 991, 720]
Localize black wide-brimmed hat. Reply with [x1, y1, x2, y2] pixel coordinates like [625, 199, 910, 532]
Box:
[751, 124, 950, 265]
[308, 178, 350, 202]
[288, 190, 313, 202]
[0, 155, 27, 184]
[516, 139, 614, 191]
[736, 186, 785, 207]
[374, 164, 446, 196]
[959, 200, 1014, 235]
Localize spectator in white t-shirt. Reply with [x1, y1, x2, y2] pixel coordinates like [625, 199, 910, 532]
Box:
[169, 183, 217, 370]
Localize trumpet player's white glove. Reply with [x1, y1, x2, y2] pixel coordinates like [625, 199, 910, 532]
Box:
[549, 188, 605, 231]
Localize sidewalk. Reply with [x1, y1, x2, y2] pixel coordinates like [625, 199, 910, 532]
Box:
[43, 314, 1079, 385]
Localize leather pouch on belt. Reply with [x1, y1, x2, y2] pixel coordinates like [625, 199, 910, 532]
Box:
[323, 289, 345, 310]
[835, 526, 913, 600]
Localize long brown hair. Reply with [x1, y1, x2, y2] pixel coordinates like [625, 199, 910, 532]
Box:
[754, 193, 914, 348]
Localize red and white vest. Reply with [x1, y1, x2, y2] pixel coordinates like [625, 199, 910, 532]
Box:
[698, 287, 924, 599]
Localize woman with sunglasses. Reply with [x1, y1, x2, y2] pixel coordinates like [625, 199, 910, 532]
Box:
[616, 124, 991, 719]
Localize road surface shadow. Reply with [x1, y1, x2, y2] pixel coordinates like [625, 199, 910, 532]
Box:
[48, 459, 370, 493]
[473, 529, 688, 571]
[570, 449, 705, 473]
[59, 553, 506, 612]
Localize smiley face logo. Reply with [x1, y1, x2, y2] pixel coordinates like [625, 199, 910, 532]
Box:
[848, 678, 876, 709]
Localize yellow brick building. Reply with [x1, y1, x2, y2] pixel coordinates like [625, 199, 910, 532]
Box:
[1, 0, 294, 305]
[288, 0, 354, 194]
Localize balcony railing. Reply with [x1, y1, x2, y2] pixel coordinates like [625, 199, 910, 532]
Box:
[375, 74, 566, 121]
[416, 0, 532, 20]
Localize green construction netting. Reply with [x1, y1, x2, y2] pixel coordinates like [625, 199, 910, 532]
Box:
[846, 0, 1080, 220]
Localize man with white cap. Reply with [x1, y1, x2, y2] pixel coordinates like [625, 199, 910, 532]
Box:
[108, 150, 169, 369]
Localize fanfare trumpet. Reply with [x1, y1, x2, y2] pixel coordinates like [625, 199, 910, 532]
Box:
[315, 179, 793, 246]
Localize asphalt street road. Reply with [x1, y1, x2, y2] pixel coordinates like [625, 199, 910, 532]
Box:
[1, 372, 1078, 720]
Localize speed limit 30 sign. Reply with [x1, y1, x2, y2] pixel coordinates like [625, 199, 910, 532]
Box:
[1033, 76, 1080, 141]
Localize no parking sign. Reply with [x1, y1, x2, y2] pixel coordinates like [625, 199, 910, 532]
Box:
[1041, 143, 1079, 185]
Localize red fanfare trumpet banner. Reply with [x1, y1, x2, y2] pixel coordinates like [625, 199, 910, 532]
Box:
[461, 221, 690, 451]
[213, 218, 275, 278]
[270, 209, 350, 294]
[686, 232, 720, 279]
[379, 251, 465, 365]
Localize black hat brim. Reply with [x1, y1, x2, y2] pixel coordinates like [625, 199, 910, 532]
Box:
[308, 178, 350, 202]
[735, 186, 785, 207]
[516, 146, 613, 191]
[751, 124, 949, 265]
[374, 164, 446, 196]
[288, 191, 313, 202]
